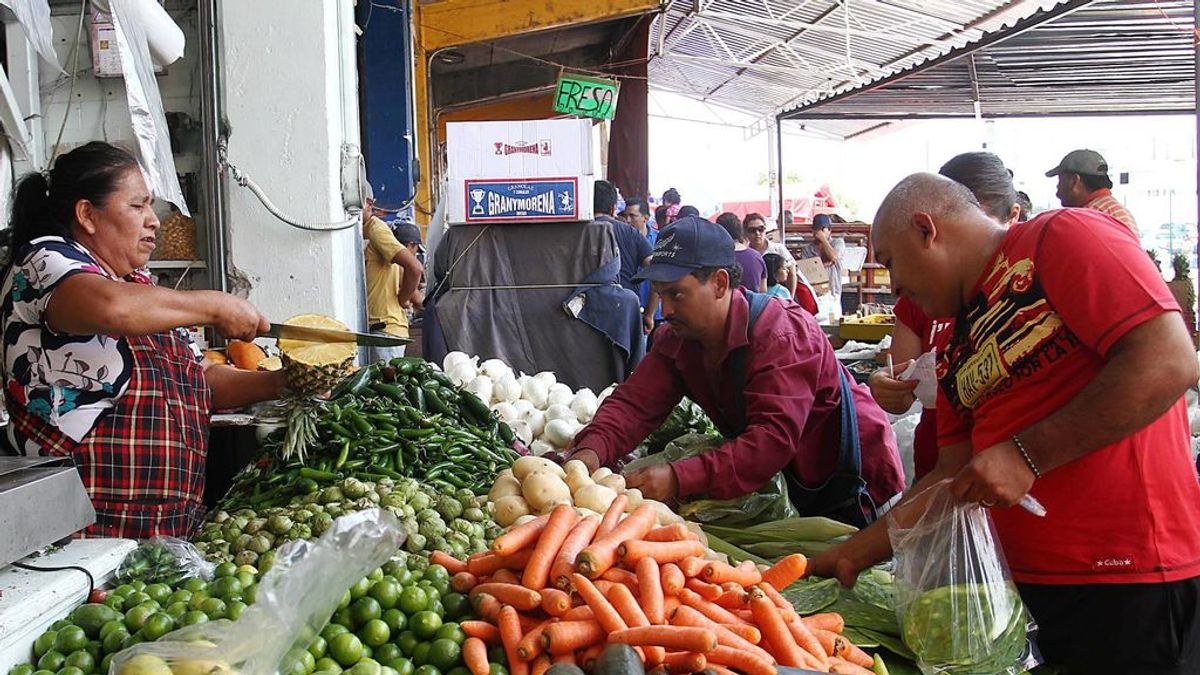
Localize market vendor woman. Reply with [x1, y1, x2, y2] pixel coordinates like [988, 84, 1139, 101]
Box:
[0, 142, 285, 539]
[567, 216, 905, 526]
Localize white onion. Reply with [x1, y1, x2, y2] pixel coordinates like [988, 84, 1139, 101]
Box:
[544, 419, 579, 447]
[443, 351, 474, 373]
[493, 401, 519, 423]
[512, 399, 535, 416]
[534, 371, 557, 388]
[529, 440, 556, 456]
[545, 403, 576, 423]
[467, 375, 493, 404]
[522, 377, 549, 409]
[493, 374, 521, 403]
[447, 362, 478, 387]
[570, 388, 599, 424]
[547, 383, 574, 407]
[509, 419, 534, 445]
[480, 358, 513, 381]
[524, 408, 547, 437]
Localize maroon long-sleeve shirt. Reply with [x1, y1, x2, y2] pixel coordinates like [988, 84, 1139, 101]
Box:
[574, 290, 905, 506]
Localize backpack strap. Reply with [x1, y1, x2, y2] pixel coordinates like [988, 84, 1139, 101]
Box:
[728, 292, 771, 435]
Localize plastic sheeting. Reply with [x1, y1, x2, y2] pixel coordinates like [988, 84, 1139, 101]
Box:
[426, 221, 640, 392]
[109, 0, 189, 215]
[0, 0, 64, 74]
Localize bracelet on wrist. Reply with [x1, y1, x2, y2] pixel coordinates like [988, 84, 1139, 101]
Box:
[1012, 434, 1041, 479]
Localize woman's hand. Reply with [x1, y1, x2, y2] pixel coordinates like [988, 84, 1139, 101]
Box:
[867, 360, 918, 414]
[212, 295, 269, 342]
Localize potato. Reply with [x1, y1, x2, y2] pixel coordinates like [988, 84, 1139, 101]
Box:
[513, 456, 566, 481]
[493, 495, 532, 527]
[574, 483, 618, 514]
[622, 488, 644, 511]
[488, 473, 523, 503]
[591, 467, 613, 482]
[597, 473, 626, 493]
[564, 459, 589, 480]
[512, 514, 538, 527]
[566, 471, 594, 496]
[522, 471, 572, 511]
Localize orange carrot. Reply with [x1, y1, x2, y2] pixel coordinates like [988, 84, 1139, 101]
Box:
[551, 653, 575, 666]
[601, 567, 641, 589]
[561, 605, 595, 621]
[670, 605, 774, 664]
[659, 652, 706, 673]
[678, 588, 750, 627]
[637, 557, 665, 624]
[644, 523, 696, 542]
[518, 613, 542, 634]
[813, 628, 847, 659]
[607, 581, 666, 666]
[720, 622, 762, 645]
[838, 640, 874, 668]
[593, 579, 618, 596]
[571, 573, 629, 633]
[551, 516, 601, 590]
[782, 615, 829, 668]
[431, 550, 469, 575]
[452, 571, 479, 593]
[734, 609, 754, 622]
[470, 583, 542, 611]
[468, 550, 534, 577]
[701, 560, 763, 587]
[493, 514, 551, 556]
[706, 645, 777, 675]
[663, 596, 681, 619]
[523, 505, 579, 590]
[596, 494, 629, 538]
[542, 620, 605, 654]
[464, 637, 490, 675]
[714, 590, 748, 610]
[462, 620, 501, 644]
[685, 578, 723, 601]
[829, 658, 874, 675]
[749, 587, 808, 668]
[472, 593, 502, 621]
[498, 605, 529, 675]
[619, 539, 707, 566]
[802, 612, 845, 634]
[575, 504, 657, 578]
[678, 557, 707, 578]
[761, 554, 807, 591]
[493, 568, 520, 585]
[529, 655, 551, 675]
[540, 588, 572, 617]
[609, 626, 718, 653]
[578, 644, 604, 670]
[517, 620, 555, 661]
[661, 563, 685, 596]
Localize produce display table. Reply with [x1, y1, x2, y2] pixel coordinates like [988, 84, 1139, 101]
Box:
[0, 538, 135, 674]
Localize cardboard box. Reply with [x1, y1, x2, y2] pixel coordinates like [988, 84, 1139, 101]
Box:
[446, 119, 595, 179]
[798, 257, 830, 294]
[448, 175, 595, 225]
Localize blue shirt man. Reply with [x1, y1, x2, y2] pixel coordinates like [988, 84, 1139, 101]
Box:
[594, 181, 652, 293]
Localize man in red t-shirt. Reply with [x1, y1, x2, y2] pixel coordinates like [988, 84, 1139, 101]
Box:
[811, 173, 1200, 673]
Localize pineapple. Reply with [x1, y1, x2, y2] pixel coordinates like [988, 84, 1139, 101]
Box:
[1168, 254, 1197, 344]
[277, 314, 357, 395]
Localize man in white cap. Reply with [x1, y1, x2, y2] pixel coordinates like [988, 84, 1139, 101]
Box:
[1047, 149, 1139, 235]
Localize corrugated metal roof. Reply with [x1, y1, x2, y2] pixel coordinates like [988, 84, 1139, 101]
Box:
[778, 0, 1195, 123]
[647, 0, 1077, 116]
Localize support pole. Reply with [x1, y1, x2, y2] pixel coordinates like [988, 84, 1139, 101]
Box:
[1194, 0, 1199, 280]
[775, 116, 785, 240]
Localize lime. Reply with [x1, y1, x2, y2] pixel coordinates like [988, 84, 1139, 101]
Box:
[314, 659, 342, 674]
[385, 659, 414, 675]
[368, 579, 401, 610]
[111, 585, 135, 598]
[236, 571, 256, 589]
[329, 632, 365, 667]
[397, 587, 428, 614]
[426, 600, 443, 617]
[10, 664, 35, 675]
[309, 636, 329, 660]
[128, 581, 146, 592]
[182, 578, 207, 593]
[487, 664, 507, 675]
[237, 564, 258, 577]
[36, 652, 65, 672]
[50, 620, 72, 632]
[200, 597, 227, 620]
[381, 609, 407, 634]
[349, 578, 372, 601]
[332, 610, 354, 632]
[123, 606, 154, 633]
[98, 619, 124, 642]
[214, 562, 238, 578]
[167, 589, 192, 606]
[369, 568, 385, 582]
[242, 583, 258, 605]
[347, 660, 381, 675]
[413, 665, 440, 675]
[440, 594, 469, 621]
[84, 640, 101, 662]
[180, 611, 209, 626]
[322, 623, 351, 642]
[396, 632, 419, 658]
[381, 667, 399, 675]
[31, 671, 54, 675]
[434, 624, 466, 646]
[426, 640, 460, 672]
[144, 583, 172, 604]
[34, 631, 58, 659]
[410, 644, 430, 668]
[98, 655, 112, 675]
[359, 619, 390, 648]
[422, 566, 450, 585]
[165, 602, 189, 619]
[410, 612, 442, 640]
[210, 577, 243, 601]
[373, 645, 402, 665]
[338, 590, 353, 611]
[301, 649, 317, 674]
[187, 591, 211, 611]
[57, 666, 85, 675]
[392, 570, 414, 586]
[349, 598, 382, 628]
[124, 592, 151, 608]
[141, 613, 175, 641]
[227, 601, 248, 620]
[362, 645, 374, 661]
[120, 633, 143, 650]
[101, 627, 129, 654]
[63, 650, 95, 673]
[54, 627, 88, 654]
[104, 596, 125, 612]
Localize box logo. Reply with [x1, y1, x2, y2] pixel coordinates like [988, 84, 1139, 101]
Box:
[464, 178, 579, 222]
[493, 140, 551, 156]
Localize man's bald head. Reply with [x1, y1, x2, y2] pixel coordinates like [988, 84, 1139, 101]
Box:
[873, 172, 984, 239]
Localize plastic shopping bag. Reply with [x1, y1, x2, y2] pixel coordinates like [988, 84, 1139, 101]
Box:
[899, 350, 939, 409]
[115, 537, 215, 585]
[887, 484, 1040, 675]
[110, 509, 406, 675]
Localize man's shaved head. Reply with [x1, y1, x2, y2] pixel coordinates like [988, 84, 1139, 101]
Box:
[872, 172, 1007, 318]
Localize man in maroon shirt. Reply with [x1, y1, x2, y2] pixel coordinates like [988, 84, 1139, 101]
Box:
[567, 217, 905, 526]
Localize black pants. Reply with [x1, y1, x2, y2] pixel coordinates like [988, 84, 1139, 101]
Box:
[1021, 576, 1200, 674]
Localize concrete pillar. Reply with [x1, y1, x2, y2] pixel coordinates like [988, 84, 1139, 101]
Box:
[218, 0, 364, 329]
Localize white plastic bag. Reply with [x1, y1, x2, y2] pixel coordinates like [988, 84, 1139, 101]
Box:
[888, 484, 1040, 675]
[115, 536, 215, 585]
[110, 509, 405, 675]
[899, 349, 938, 409]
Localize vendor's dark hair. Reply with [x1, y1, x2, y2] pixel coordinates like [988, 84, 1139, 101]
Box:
[692, 264, 742, 289]
[662, 187, 681, 205]
[764, 253, 786, 287]
[743, 212, 766, 228]
[9, 142, 140, 261]
[1080, 172, 1113, 192]
[715, 211, 743, 242]
[654, 204, 670, 225]
[594, 180, 619, 215]
[938, 151, 1017, 223]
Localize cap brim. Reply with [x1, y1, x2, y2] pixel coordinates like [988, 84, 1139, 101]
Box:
[633, 263, 695, 283]
[1045, 166, 1064, 177]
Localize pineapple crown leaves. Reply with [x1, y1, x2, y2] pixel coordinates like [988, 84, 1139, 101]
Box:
[1172, 252, 1191, 280]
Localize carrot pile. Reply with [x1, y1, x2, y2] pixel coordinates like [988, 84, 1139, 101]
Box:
[447, 500, 878, 675]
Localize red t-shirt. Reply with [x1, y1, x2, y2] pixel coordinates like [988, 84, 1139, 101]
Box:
[892, 298, 952, 479]
[937, 208, 1200, 585]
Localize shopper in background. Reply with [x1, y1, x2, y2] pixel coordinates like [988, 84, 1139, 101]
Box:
[763, 253, 792, 301]
[623, 197, 663, 336]
[745, 212, 798, 297]
[813, 172, 1200, 673]
[1015, 190, 1033, 222]
[869, 151, 1020, 481]
[653, 204, 671, 232]
[661, 187, 682, 223]
[716, 211, 767, 293]
[594, 180, 652, 294]
[1047, 148, 1139, 235]
[567, 216, 905, 526]
[363, 196, 423, 361]
[0, 141, 285, 538]
[802, 213, 844, 302]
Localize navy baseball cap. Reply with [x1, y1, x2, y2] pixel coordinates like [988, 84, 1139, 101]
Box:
[812, 213, 833, 229]
[392, 222, 424, 246]
[633, 216, 735, 283]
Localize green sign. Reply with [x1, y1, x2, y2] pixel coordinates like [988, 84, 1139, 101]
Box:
[553, 73, 620, 120]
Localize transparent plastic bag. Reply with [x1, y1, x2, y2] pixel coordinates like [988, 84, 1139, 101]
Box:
[887, 484, 1040, 675]
[624, 433, 797, 526]
[110, 509, 406, 675]
[115, 536, 216, 585]
[899, 350, 938, 409]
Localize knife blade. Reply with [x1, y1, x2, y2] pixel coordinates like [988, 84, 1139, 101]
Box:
[266, 323, 411, 347]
